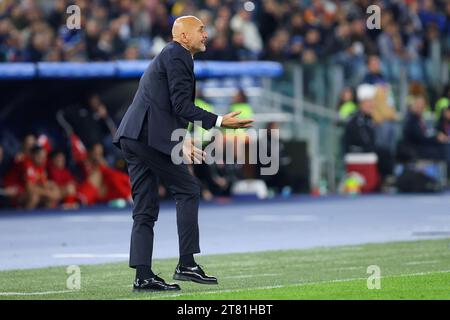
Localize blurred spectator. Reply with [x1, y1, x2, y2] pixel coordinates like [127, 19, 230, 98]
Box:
[362, 55, 387, 85]
[302, 28, 322, 64]
[2, 134, 38, 198]
[419, 0, 446, 31]
[76, 143, 131, 206]
[194, 161, 243, 198]
[14, 145, 61, 209]
[201, 33, 236, 61]
[258, 122, 292, 195]
[344, 84, 394, 178]
[15, 134, 36, 163]
[47, 151, 78, 209]
[436, 107, 450, 136]
[406, 81, 434, 120]
[0, 0, 447, 88]
[261, 30, 288, 61]
[371, 85, 399, 152]
[230, 31, 254, 61]
[257, 0, 283, 43]
[0, 145, 20, 207]
[230, 8, 262, 55]
[226, 89, 254, 140]
[434, 85, 450, 119]
[401, 94, 448, 161]
[229, 89, 254, 119]
[331, 21, 366, 84]
[435, 106, 450, 176]
[337, 87, 358, 120]
[124, 43, 140, 60]
[59, 93, 118, 165]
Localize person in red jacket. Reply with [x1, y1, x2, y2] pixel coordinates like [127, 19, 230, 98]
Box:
[47, 151, 78, 209]
[3, 134, 38, 206]
[77, 143, 131, 205]
[16, 145, 61, 209]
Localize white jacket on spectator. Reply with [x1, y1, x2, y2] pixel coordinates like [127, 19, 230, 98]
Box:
[230, 10, 263, 53]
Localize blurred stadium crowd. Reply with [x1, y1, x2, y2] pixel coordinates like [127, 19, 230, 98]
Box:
[0, 0, 448, 65]
[0, 94, 132, 209]
[1, 0, 450, 209]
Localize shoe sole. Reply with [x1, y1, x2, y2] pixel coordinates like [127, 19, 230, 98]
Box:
[173, 273, 218, 285]
[132, 288, 181, 293]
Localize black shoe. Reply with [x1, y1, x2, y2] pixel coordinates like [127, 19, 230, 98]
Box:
[173, 264, 218, 285]
[133, 275, 181, 292]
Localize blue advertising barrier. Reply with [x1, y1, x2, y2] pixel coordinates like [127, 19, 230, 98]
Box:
[0, 60, 283, 79]
[0, 63, 35, 79]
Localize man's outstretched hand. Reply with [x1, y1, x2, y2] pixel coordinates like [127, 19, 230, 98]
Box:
[221, 111, 254, 129]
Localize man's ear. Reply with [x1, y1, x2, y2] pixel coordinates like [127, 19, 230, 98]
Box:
[182, 32, 190, 43]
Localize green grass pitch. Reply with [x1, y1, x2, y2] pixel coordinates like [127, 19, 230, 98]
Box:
[1, 238, 450, 300]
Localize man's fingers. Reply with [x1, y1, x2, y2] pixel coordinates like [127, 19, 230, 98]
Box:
[189, 145, 205, 163]
[238, 119, 254, 124]
[226, 111, 241, 118]
[229, 118, 254, 128]
[193, 148, 204, 158]
[192, 151, 203, 163]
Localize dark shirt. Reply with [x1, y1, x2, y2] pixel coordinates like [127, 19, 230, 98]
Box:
[436, 117, 450, 136]
[362, 72, 386, 85]
[403, 111, 438, 146]
[344, 111, 376, 153]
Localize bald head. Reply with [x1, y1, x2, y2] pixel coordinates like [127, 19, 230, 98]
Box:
[172, 16, 208, 55]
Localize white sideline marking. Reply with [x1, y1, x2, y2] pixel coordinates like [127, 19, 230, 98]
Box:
[52, 253, 128, 259]
[61, 215, 129, 222]
[405, 260, 440, 265]
[245, 214, 317, 222]
[223, 273, 281, 279]
[329, 266, 365, 271]
[143, 269, 450, 299]
[0, 290, 75, 296]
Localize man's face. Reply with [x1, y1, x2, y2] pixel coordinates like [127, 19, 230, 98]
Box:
[33, 150, 47, 167]
[52, 153, 65, 168]
[186, 21, 208, 53]
[412, 96, 426, 114]
[443, 108, 450, 120]
[360, 99, 374, 115]
[23, 135, 36, 153]
[90, 143, 104, 162]
[368, 56, 380, 73]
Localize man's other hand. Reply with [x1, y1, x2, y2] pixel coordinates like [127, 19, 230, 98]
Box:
[437, 132, 449, 143]
[182, 138, 205, 164]
[221, 111, 254, 129]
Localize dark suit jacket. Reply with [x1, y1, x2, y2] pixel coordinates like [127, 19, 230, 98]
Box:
[402, 111, 438, 146]
[113, 41, 218, 155]
[343, 111, 376, 153]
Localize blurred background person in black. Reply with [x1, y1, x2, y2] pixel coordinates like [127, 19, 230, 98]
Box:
[402, 94, 449, 161]
[344, 84, 394, 180]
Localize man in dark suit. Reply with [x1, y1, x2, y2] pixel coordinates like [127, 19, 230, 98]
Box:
[402, 94, 448, 160]
[113, 16, 253, 292]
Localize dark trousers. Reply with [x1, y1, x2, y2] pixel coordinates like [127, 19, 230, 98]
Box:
[119, 138, 201, 268]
